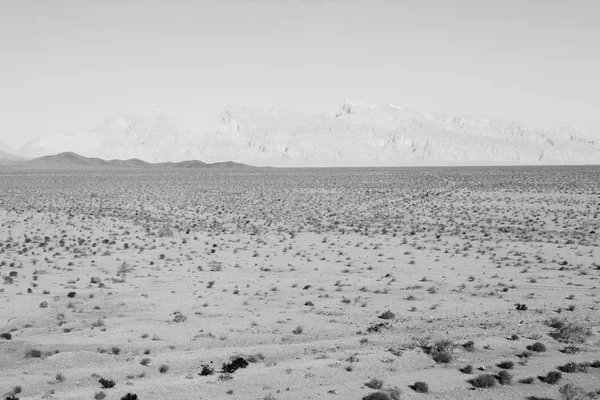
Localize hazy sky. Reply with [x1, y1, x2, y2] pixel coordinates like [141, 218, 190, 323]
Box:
[1, 0, 599, 148]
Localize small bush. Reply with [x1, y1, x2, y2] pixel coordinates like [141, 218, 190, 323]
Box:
[551, 323, 592, 343]
[429, 340, 454, 364]
[540, 371, 562, 384]
[94, 392, 106, 400]
[292, 326, 303, 335]
[98, 378, 115, 389]
[365, 378, 384, 389]
[497, 370, 512, 385]
[559, 383, 588, 400]
[411, 381, 429, 393]
[462, 340, 475, 352]
[557, 362, 578, 373]
[120, 394, 138, 400]
[459, 365, 473, 374]
[362, 392, 391, 400]
[0, 332, 12, 340]
[158, 364, 169, 373]
[25, 349, 42, 358]
[140, 358, 150, 366]
[546, 317, 565, 329]
[469, 374, 496, 388]
[200, 364, 214, 375]
[519, 377, 536, 384]
[497, 360, 514, 369]
[385, 386, 401, 400]
[527, 342, 547, 352]
[222, 357, 248, 373]
[67, 291, 76, 298]
[378, 311, 395, 320]
[591, 360, 600, 368]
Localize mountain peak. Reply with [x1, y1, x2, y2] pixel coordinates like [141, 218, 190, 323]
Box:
[13, 100, 600, 167]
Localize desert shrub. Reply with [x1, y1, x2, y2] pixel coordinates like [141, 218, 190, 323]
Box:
[560, 346, 580, 354]
[0, 332, 12, 340]
[378, 311, 395, 320]
[527, 397, 554, 400]
[200, 364, 214, 375]
[67, 291, 76, 298]
[411, 381, 429, 393]
[140, 358, 150, 366]
[385, 386, 401, 400]
[172, 312, 187, 323]
[469, 374, 496, 388]
[362, 392, 391, 400]
[559, 383, 588, 400]
[497, 360, 514, 369]
[527, 342, 547, 352]
[497, 370, 512, 385]
[222, 357, 248, 373]
[111, 347, 121, 355]
[459, 365, 473, 374]
[292, 326, 303, 334]
[25, 349, 42, 358]
[519, 377, 536, 384]
[462, 340, 475, 352]
[98, 378, 115, 389]
[557, 362, 578, 373]
[158, 364, 169, 373]
[551, 323, 592, 343]
[365, 378, 384, 389]
[120, 394, 138, 400]
[6, 397, 20, 400]
[94, 392, 106, 400]
[541, 371, 562, 384]
[429, 340, 454, 364]
[591, 360, 600, 368]
[55, 372, 65, 382]
[546, 317, 566, 329]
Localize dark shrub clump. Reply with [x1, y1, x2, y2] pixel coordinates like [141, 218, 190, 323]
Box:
[222, 357, 249, 373]
[365, 378, 384, 389]
[527, 342, 547, 352]
[497, 370, 512, 385]
[469, 374, 496, 388]
[362, 392, 391, 400]
[540, 371, 562, 384]
[98, 378, 115, 389]
[497, 360, 514, 369]
[411, 381, 429, 393]
[459, 365, 473, 374]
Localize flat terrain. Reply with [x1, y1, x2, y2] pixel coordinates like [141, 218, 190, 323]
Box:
[0, 166, 599, 400]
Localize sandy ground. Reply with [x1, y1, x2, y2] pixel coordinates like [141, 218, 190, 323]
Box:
[0, 167, 599, 400]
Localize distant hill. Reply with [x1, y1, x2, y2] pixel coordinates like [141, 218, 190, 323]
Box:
[0, 150, 28, 166]
[19, 152, 254, 169]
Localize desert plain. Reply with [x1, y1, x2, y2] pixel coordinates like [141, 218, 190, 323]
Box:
[0, 166, 599, 400]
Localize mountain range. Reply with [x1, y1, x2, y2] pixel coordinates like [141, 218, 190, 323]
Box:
[5, 100, 600, 167]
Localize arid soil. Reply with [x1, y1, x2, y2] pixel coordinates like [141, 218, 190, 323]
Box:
[0, 166, 599, 400]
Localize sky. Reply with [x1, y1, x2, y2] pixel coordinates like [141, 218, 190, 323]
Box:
[1, 0, 599, 148]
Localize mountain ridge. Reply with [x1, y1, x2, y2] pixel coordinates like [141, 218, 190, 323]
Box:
[10, 152, 254, 169]
[14, 100, 600, 167]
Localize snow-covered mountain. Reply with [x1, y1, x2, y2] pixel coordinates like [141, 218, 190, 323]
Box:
[17, 100, 600, 167]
